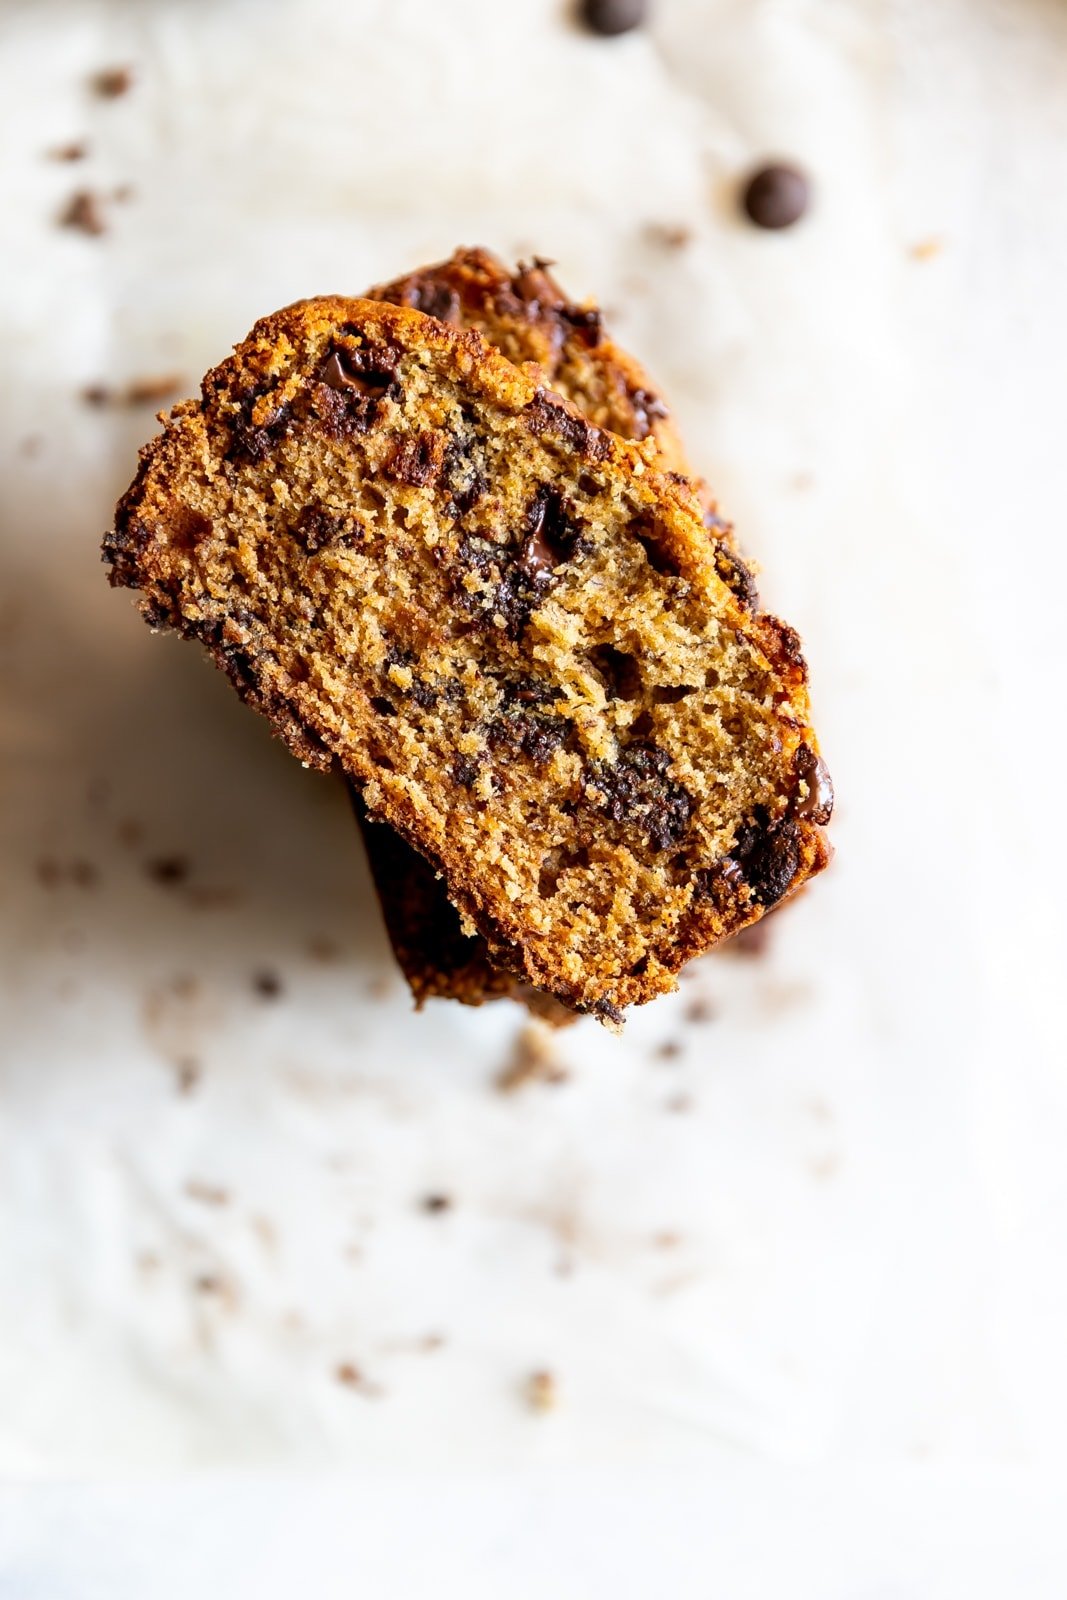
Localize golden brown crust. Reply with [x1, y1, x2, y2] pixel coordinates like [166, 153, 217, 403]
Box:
[105, 295, 831, 1020]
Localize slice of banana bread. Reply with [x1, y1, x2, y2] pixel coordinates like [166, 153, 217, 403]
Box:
[105, 296, 831, 1021]
[357, 250, 731, 1015]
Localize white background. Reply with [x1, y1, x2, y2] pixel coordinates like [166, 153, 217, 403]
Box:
[0, 0, 1065, 1590]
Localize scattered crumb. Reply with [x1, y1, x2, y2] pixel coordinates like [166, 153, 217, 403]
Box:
[252, 970, 283, 1000]
[809, 1152, 842, 1181]
[909, 236, 944, 262]
[116, 817, 143, 848]
[20, 435, 42, 457]
[136, 1251, 161, 1275]
[307, 935, 340, 962]
[496, 1022, 569, 1092]
[364, 973, 396, 1000]
[49, 141, 88, 162]
[83, 375, 184, 408]
[664, 1092, 694, 1114]
[35, 856, 97, 889]
[525, 1369, 558, 1414]
[645, 221, 692, 250]
[791, 471, 815, 492]
[655, 1039, 683, 1061]
[112, 183, 135, 204]
[172, 1056, 202, 1096]
[147, 853, 189, 886]
[420, 1331, 447, 1352]
[684, 996, 716, 1024]
[193, 1272, 237, 1309]
[249, 1215, 278, 1254]
[59, 190, 107, 236]
[184, 1179, 230, 1208]
[171, 974, 198, 1002]
[652, 1230, 682, 1250]
[421, 1193, 452, 1214]
[92, 65, 134, 98]
[124, 372, 183, 406]
[335, 1362, 385, 1398]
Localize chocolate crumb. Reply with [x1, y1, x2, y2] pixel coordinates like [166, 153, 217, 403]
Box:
[60, 190, 107, 236]
[252, 970, 283, 999]
[421, 1193, 453, 1214]
[580, 0, 646, 35]
[50, 141, 87, 162]
[147, 853, 189, 886]
[82, 383, 112, 407]
[526, 1369, 559, 1413]
[92, 65, 133, 98]
[741, 163, 810, 230]
[684, 995, 716, 1023]
[656, 1039, 683, 1060]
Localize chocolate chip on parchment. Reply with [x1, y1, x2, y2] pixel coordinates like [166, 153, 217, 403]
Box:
[741, 163, 810, 230]
[580, 0, 647, 36]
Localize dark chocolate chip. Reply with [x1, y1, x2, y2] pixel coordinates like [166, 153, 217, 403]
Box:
[581, 0, 647, 36]
[742, 164, 810, 230]
[519, 486, 578, 577]
[452, 757, 480, 789]
[320, 349, 391, 395]
[791, 745, 834, 824]
[524, 389, 609, 463]
[585, 741, 695, 851]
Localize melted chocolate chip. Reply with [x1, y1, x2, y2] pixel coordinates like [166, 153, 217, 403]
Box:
[727, 811, 802, 907]
[519, 486, 578, 577]
[742, 163, 810, 230]
[320, 349, 394, 395]
[581, 0, 647, 36]
[524, 390, 609, 462]
[791, 745, 834, 824]
[585, 741, 695, 851]
[397, 278, 462, 323]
